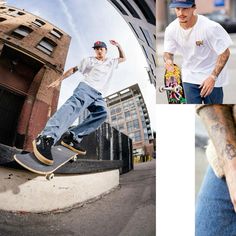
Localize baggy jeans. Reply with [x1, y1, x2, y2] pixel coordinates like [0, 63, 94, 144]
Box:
[196, 166, 236, 236]
[41, 82, 107, 144]
[183, 82, 223, 104]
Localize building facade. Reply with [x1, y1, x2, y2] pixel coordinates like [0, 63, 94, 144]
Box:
[0, 5, 71, 151]
[107, 0, 156, 87]
[105, 84, 154, 157]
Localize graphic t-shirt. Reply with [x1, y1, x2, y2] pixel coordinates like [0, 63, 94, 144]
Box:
[77, 57, 119, 95]
[164, 15, 233, 87]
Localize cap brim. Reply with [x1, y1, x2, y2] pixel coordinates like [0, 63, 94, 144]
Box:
[169, 3, 193, 8]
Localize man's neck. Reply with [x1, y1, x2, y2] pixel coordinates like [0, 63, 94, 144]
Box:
[180, 15, 198, 30]
[95, 56, 106, 61]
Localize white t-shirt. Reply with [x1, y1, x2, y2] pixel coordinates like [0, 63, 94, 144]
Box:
[164, 15, 233, 87]
[77, 57, 119, 95]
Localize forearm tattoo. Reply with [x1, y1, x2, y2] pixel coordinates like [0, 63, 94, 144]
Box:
[163, 52, 174, 63]
[199, 105, 236, 163]
[225, 144, 236, 160]
[212, 49, 230, 77]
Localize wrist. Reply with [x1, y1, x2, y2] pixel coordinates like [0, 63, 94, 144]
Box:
[210, 74, 217, 81]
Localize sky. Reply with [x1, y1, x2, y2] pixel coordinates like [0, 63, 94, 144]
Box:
[7, 0, 156, 130]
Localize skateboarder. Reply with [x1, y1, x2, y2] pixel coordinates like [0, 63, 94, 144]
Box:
[33, 40, 126, 165]
[163, 0, 233, 104]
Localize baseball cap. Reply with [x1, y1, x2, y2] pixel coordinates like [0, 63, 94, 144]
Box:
[169, 0, 195, 8]
[92, 41, 107, 49]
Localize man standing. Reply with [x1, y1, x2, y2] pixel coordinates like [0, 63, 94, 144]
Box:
[33, 40, 126, 165]
[164, 0, 232, 104]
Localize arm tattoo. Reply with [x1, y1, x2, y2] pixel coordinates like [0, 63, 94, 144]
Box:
[225, 144, 236, 160]
[163, 52, 174, 63]
[199, 105, 236, 163]
[212, 48, 230, 77]
[73, 66, 78, 73]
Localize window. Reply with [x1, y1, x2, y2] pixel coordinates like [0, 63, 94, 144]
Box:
[117, 114, 124, 123]
[134, 131, 141, 142]
[11, 25, 33, 39]
[118, 123, 125, 131]
[8, 9, 15, 12]
[0, 7, 6, 10]
[111, 115, 117, 122]
[50, 28, 63, 39]
[17, 12, 25, 16]
[134, 0, 156, 25]
[110, 0, 128, 15]
[0, 17, 6, 22]
[110, 105, 121, 115]
[140, 27, 154, 49]
[130, 109, 138, 119]
[120, 0, 140, 19]
[125, 111, 131, 119]
[33, 19, 45, 27]
[36, 37, 57, 55]
[126, 119, 139, 132]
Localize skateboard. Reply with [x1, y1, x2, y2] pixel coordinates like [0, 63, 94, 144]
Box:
[14, 145, 78, 180]
[159, 64, 186, 104]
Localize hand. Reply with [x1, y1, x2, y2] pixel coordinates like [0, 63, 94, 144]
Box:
[109, 40, 120, 47]
[165, 59, 174, 72]
[199, 75, 216, 97]
[47, 78, 62, 88]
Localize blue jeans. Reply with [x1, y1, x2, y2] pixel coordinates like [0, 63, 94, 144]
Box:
[183, 82, 223, 104]
[42, 82, 107, 144]
[196, 166, 236, 236]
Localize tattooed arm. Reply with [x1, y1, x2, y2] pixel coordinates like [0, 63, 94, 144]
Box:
[200, 48, 230, 97]
[198, 105, 236, 211]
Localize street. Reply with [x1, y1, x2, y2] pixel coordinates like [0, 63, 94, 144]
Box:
[0, 160, 156, 236]
[156, 33, 236, 104]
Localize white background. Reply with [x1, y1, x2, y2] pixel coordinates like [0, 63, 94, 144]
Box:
[156, 105, 195, 236]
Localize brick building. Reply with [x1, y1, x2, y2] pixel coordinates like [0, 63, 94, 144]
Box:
[0, 5, 71, 152]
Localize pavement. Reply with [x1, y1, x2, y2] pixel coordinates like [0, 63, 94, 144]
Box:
[0, 160, 156, 236]
[156, 32, 236, 104]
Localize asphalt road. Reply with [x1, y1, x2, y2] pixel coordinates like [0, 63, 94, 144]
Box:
[0, 160, 156, 236]
[156, 33, 236, 104]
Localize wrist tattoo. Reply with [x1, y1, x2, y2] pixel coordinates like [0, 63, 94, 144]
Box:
[73, 66, 78, 73]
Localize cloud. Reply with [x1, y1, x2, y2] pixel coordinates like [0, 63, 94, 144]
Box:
[58, 0, 88, 56]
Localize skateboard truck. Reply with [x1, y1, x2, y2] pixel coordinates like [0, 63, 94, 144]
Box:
[159, 85, 182, 93]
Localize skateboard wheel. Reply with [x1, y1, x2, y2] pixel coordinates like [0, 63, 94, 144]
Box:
[46, 173, 54, 180]
[159, 86, 164, 93]
[72, 156, 77, 162]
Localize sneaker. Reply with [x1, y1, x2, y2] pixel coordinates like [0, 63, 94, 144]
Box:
[61, 133, 86, 155]
[32, 135, 54, 165]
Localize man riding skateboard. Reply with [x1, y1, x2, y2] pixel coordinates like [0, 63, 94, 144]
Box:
[33, 40, 126, 165]
[163, 0, 233, 104]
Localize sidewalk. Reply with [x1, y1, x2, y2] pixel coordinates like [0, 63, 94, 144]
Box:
[0, 160, 156, 236]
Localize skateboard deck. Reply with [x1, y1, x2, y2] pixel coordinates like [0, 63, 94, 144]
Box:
[159, 64, 186, 104]
[14, 145, 77, 180]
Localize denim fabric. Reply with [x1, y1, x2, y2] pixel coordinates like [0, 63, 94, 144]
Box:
[42, 82, 107, 144]
[183, 82, 223, 104]
[196, 166, 236, 236]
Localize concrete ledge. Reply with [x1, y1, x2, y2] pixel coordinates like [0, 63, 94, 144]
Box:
[0, 166, 119, 213]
